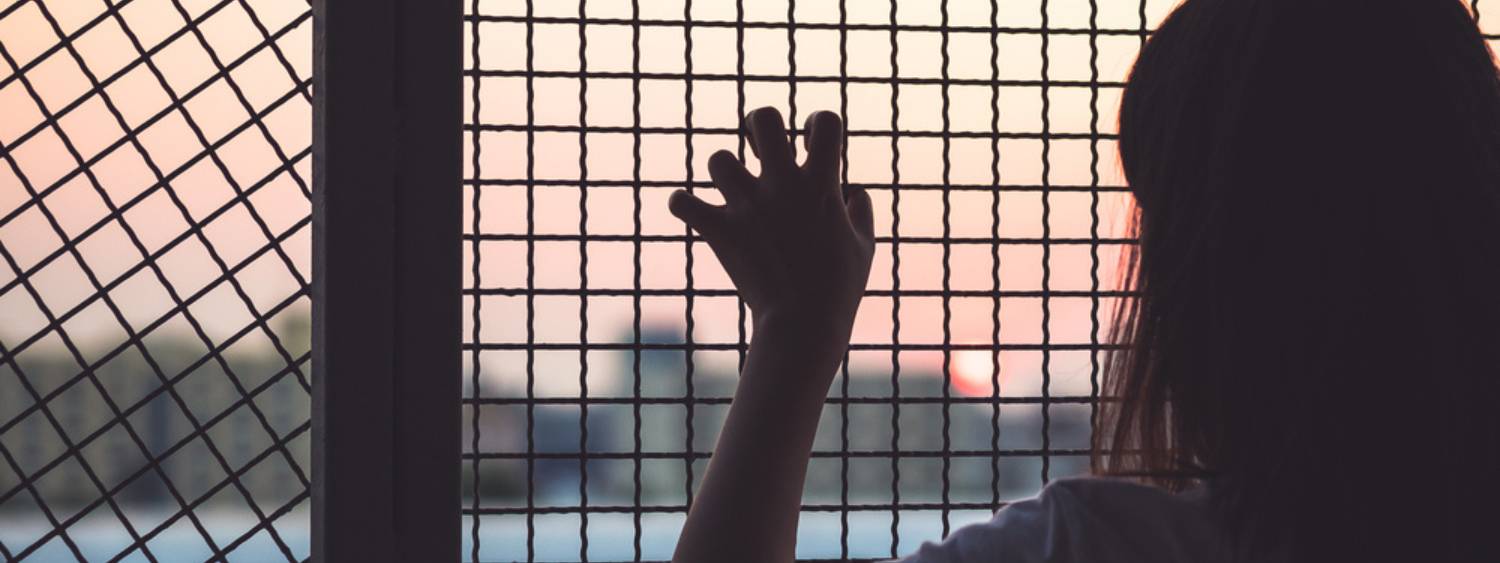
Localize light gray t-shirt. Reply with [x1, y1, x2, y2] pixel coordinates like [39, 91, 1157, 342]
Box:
[897, 477, 1236, 563]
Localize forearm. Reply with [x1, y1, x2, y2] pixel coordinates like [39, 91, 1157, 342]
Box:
[667, 107, 871, 562]
[671, 315, 849, 563]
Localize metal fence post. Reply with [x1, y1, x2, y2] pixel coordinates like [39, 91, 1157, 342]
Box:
[312, 0, 461, 561]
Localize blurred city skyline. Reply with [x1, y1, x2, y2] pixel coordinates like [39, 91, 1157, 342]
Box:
[11, 0, 1499, 560]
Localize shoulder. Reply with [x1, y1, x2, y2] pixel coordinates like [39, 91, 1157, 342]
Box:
[1041, 476, 1209, 521]
[896, 477, 1227, 563]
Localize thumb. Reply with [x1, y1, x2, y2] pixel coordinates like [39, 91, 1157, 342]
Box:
[669, 190, 727, 239]
[844, 187, 875, 242]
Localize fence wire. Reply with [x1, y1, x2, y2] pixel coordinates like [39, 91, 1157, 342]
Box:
[463, 0, 1500, 561]
[465, 0, 1156, 561]
[7, 0, 1493, 562]
[0, 0, 311, 560]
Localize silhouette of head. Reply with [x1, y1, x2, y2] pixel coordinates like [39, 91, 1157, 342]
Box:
[1099, 0, 1500, 560]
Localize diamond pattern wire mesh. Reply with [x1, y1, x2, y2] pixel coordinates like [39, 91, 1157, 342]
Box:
[0, 0, 312, 560]
[462, 1, 1500, 562]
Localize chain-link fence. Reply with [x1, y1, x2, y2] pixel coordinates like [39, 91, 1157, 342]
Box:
[0, 0, 311, 560]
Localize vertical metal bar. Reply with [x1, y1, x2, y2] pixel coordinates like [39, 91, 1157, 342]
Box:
[1089, 0, 1103, 466]
[1140, 0, 1149, 44]
[887, 0, 903, 556]
[466, 2, 485, 561]
[938, 0, 954, 540]
[312, 0, 462, 560]
[524, 2, 539, 560]
[735, 1, 750, 374]
[1038, 0, 1055, 486]
[681, 0, 699, 526]
[836, 0, 852, 557]
[631, 3, 645, 560]
[576, 2, 592, 560]
[787, 0, 799, 150]
[988, 0, 1005, 514]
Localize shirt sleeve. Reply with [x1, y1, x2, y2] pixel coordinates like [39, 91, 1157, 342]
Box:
[893, 483, 1076, 563]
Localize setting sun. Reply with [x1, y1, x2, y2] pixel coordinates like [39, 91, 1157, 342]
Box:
[952, 349, 1000, 397]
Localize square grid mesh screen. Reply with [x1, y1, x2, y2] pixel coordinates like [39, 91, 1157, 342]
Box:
[445, 0, 1348, 560]
[0, 0, 312, 560]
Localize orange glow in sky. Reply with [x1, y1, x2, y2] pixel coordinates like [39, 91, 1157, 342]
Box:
[4, 0, 1183, 401]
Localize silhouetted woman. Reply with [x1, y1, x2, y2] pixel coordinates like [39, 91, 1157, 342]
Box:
[667, 0, 1500, 561]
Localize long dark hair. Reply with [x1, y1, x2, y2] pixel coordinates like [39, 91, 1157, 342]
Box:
[1096, 0, 1500, 560]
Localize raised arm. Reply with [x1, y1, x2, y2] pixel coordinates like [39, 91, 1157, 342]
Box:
[668, 107, 875, 563]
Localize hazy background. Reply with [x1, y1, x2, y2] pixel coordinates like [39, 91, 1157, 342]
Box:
[4, 0, 1499, 561]
[462, 1, 1152, 561]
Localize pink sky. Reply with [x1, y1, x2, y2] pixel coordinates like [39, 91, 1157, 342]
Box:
[0, 0, 1169, 403]
[461, 0, 1159, 399]
[13, 0, 1496, 400]
[0, 0, 312, 383]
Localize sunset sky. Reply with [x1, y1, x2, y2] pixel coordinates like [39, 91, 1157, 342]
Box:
[8, 0, 1500, 559]
[0, 0, 312, 362]
[7, 0, 1500, 400]
[461, 0, 1159, 401]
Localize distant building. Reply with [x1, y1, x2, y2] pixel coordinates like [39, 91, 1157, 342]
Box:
[463, 323, 1091, 510]
[0, 339, 310, 514]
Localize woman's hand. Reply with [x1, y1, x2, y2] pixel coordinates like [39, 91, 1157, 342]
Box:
[669, 107, 875, 349]
[669, 108, 875, 563]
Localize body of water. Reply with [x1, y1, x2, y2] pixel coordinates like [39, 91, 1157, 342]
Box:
[3, 509, 1000, 561]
